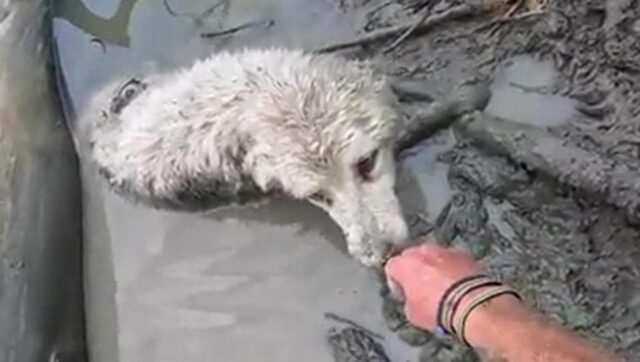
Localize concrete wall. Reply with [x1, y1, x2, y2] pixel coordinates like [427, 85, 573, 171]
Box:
[0, 1, 86, 361]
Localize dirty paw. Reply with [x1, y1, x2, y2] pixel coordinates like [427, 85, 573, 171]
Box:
[349, 242, 389, 268]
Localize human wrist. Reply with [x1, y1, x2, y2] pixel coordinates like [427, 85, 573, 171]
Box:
[461, 289, 527, 350]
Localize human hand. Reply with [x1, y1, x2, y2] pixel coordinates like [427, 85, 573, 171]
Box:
[384, 242, 485, 330]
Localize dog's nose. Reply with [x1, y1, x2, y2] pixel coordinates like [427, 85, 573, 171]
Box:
[380, 216, 409, 245]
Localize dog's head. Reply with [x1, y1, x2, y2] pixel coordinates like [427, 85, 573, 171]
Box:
[243, 52, 409, 266]
[302, 124, 409, 267]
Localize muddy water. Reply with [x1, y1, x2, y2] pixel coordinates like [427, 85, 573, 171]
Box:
[486, 55, 577, 128]
[53, 1, 419, 361]
[401, 130, 455, 222]
[400, 54, 578, 223]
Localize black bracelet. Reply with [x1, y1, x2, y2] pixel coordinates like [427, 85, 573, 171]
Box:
[456, 286, 522, 347]
[436, 274, 490, 334]
[446, 279, 501, 334]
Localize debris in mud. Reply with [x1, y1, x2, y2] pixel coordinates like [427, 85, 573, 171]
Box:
[200, 19, 275, 39]
[393, 80, 492, 153]
[325, 313, 391, 362]
[315, 0, 495, 54]
[456, 111, 640, 225]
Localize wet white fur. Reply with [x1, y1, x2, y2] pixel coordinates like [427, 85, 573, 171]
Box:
[82, 47, 408, 267]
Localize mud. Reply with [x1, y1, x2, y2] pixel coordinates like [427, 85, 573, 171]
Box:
[326, 0, 640, 359]
[325, 313, 391, 362]
[50, 0, 640, 360]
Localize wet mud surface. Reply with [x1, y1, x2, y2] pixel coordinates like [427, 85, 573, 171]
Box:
[51, 0, 640, 361]
[324, 0, 640, 360]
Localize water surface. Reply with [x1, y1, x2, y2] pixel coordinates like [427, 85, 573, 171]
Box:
[486, 55, 576, 128]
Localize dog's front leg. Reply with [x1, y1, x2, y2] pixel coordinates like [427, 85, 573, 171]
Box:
[347, 238, 390, 268]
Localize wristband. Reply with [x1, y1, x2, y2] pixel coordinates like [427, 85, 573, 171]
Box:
[455, 285, 522, 346]
[444, 278, 501, 334]
[435, 274, 489, 334]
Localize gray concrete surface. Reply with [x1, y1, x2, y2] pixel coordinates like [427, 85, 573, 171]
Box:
[0, 1, 86, 361]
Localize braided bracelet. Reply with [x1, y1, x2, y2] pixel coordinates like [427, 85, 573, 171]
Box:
[455, 285, 522, 347]
[435, 274, 489, 334]
[443, 278, 501, 334]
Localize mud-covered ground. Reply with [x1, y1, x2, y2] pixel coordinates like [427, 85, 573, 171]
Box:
[320, 0, 640, 360]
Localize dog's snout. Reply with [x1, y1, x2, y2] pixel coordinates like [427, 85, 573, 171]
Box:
[378, 214, 409, 246]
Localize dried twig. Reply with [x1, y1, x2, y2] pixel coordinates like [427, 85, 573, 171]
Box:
[383, 6, 432, 53]
[475, 9, 545, 35]
[201, 20, 275, 39]
[505, 0, 524, 17]
[507, 81, 550, 94]
[314, 1, 492, 54]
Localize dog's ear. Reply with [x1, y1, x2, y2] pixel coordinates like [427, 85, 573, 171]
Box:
[269, 167, 324, 200]
[245, 153, 324, 200]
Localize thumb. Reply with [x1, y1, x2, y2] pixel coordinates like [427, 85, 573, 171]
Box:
[384, 257, 405, 302]
[386, 274, 405, 302]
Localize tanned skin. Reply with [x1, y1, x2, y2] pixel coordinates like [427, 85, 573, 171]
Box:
[385, 243, 622, 362]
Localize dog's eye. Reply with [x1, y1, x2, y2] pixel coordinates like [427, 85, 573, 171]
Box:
[356, 149, 378, 181]
[119, 80, 145, 102]
[110, 78, 147, 114]
[124, 87, 136, 99]
[308, 191, 333, 206]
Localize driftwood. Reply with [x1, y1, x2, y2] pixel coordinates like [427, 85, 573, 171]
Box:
[383, 5, 434, 53]
[314, 0, 493, 53]
[456, 112, 640, 224]
[393, 81, 492, 153]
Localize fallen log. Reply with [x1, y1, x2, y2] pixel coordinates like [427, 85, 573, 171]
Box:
[394, 81, 492, 153]
[456, 112, 640, 224]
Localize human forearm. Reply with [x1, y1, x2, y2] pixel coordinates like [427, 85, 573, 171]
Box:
[465, 295, 620, 362]
[384, 244, 620, 362]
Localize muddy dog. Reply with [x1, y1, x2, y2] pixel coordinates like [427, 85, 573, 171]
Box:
[82, 47, 417, 267]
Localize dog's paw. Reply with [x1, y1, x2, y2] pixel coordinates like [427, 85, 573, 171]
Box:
[348, 241, 389, 268]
